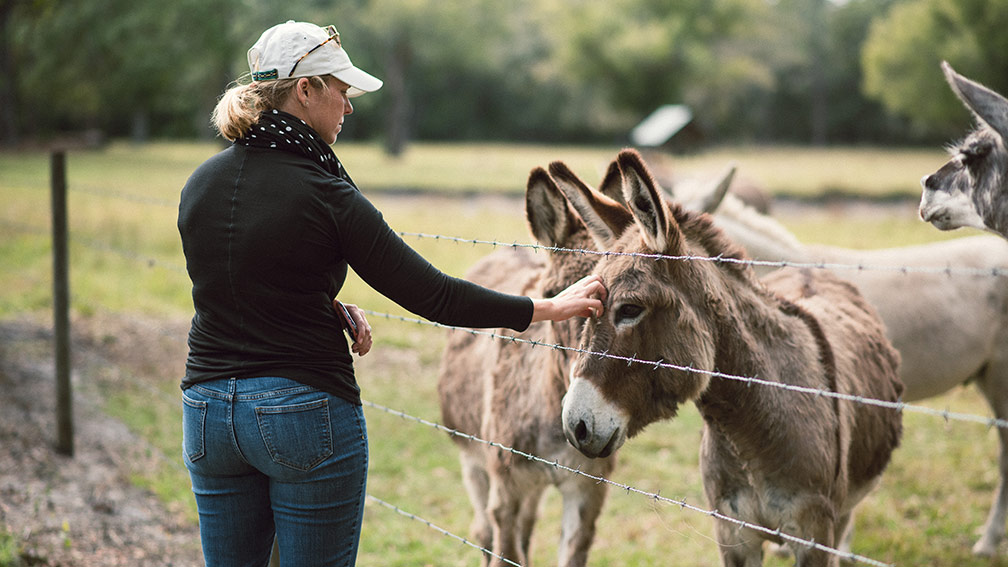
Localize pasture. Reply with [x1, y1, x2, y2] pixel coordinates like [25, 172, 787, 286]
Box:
[0, 142, 1002, 566]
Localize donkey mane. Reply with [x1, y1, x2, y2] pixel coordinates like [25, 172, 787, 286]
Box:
[773, 280, 838, 393]
[667, 201, 754, 285]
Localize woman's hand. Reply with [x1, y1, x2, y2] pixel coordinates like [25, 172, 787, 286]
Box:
[334, 300, 373, 356]
[530, 274, 607, 323]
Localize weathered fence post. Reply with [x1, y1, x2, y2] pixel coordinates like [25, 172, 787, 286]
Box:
[51, 150, 73, 456]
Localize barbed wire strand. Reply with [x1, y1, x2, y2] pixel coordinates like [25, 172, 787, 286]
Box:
[361, 400, 891, 567]
[397, 231, 1008, 278]
[23, 215, 995, 430]
[366, 495, 522, 567]
[5, 213, 1008, 280]
[6, 216, 1006, 433]
[364, 309, 1008, 432]
[70, 185, 179, 208]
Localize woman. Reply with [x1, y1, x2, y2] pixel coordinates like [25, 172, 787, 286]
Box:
[177, 21, 606, 567]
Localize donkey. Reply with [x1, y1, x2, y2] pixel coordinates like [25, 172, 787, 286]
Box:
[677, 176, 1008, 556]
[437, 161, 630, 567]
[920, 61, 1008, 239]
[558, 149, 903, 567]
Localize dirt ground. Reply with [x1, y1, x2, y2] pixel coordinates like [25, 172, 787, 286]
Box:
[0, 312, 203, 566]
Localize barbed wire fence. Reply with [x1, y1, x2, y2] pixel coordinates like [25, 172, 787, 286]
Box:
[6, 152, 1008, 565]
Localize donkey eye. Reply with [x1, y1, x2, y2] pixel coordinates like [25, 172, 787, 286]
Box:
[962, 143, 992, 166]
[614, 303, 644, 325]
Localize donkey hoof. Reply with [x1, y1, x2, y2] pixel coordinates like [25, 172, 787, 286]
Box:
[972, 537, 1000, 557]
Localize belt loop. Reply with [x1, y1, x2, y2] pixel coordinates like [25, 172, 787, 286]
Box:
[228, 377, 237, 398]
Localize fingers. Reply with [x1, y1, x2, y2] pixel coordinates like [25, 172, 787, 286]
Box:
[578, 275, 607, 313]
[352, 321, 373, 356]
[350, 308, 372, 356]
[337, 301, 374, 357]
[558, 275, 607, 320]
[574, 275, 607, 303]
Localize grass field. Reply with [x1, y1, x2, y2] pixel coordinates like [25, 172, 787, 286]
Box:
[0, 141, 1003, 566]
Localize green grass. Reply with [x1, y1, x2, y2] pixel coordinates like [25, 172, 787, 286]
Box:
[0, 526, 23, 567]
[0, 141, 1001, 566]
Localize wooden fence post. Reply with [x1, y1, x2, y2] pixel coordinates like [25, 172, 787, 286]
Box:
[51, 150, 73, 456]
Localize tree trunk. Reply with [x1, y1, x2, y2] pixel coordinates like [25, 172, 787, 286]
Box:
[808, 0, 828, 146]
[131, 109, 150, 143]
[0, 1, 20, 146]
[384, 33, 412, 157]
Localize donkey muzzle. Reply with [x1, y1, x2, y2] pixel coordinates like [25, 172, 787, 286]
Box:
[561, 378, 627, 459]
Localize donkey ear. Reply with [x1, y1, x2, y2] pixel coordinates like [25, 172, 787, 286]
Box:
[698, 163, 737, 214]
[943, 61, 1008, 141]
[526, 167, 577, 247]
[598, 159, 624, 203]
[549, 160, 632, 249]
[616, 149, 683, 253]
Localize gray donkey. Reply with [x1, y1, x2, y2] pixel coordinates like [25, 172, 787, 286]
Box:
[920, 61, 1008, 239]
[561, 149, 903, 567]
[438, 162, 630, 567]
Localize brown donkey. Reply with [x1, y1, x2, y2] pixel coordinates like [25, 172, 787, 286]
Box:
[437, 161, 630, 567]
[558, 149, 903, 566]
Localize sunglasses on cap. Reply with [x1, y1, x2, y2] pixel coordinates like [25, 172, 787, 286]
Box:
[288, 25, 341, 78]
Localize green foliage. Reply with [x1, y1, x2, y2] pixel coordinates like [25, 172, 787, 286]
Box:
[863, 0, 1008, 138]
[6, 0, 1003, 146]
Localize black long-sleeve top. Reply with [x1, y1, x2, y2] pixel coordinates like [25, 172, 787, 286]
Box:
[178, 141, 533, 404]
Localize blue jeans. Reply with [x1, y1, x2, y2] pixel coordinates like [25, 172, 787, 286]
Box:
[182, 376, 368, 567]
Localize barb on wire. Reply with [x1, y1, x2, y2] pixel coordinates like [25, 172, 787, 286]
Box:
[0, 218, 188, 277]
[363, 309, 1008, 433]
[397, 231, 1008, 278]
[367, 495, 522, 567]
[361, 400, 891, 567]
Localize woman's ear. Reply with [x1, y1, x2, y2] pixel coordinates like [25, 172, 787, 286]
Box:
[295, 77, 312, 105]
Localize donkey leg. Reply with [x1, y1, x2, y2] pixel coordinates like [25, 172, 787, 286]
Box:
[556, 469, 609, 567]
[972, 362, 1008, 556]
[712, 518, 763, 567]
[487, 475, 526, 567]
[790, 499, 839, 567]
[515, 483, 546, 564]
[835, 512, 854, 564]
[974, 469, 1008, 557]
[459, 452, 493, 565]
[839, 518, 853, 556]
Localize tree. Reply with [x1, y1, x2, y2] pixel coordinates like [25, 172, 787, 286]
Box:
[863, 0, 1008, 140]
[558, 0, 752, 120]
[819, 0, 904, 143]
[0, 0, 22, 145]
[6, 0, 248, 142]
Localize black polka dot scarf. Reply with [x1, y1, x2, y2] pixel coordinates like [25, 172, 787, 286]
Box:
[238, 109, 347, 179]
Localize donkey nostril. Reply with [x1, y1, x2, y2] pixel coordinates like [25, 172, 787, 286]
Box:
[574, 420, 588, 443]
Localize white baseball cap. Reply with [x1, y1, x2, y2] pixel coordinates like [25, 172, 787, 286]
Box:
[247, 20, 383, 97]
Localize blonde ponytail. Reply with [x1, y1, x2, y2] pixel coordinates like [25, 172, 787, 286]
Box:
[211, 75, 328, 141]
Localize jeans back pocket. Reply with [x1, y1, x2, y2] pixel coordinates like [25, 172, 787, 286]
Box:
[181, 393, 207, 463]
[255, 398, 334, 471]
